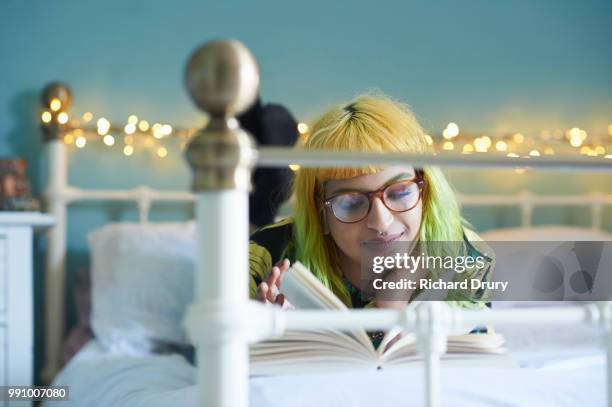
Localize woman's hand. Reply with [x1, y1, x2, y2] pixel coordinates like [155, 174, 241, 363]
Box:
[256, 258, 294, 309]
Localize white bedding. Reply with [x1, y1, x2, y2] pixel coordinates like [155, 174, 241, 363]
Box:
[54, 223, 607, 406]
[46, 322, 608, 407]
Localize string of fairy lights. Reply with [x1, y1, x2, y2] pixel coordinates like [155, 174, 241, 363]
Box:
[40, 97, 612, 162]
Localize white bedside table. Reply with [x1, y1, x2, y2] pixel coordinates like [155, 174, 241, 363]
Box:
[0, 212, 54, 405]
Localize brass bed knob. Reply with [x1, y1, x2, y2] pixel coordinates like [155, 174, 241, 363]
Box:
[184, 39, 260, 192]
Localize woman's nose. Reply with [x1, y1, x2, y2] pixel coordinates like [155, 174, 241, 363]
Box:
[366, 197, 394, 232]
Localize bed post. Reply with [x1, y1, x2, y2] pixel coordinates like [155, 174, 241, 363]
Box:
[39, 82, 71, 383]
[183, 40, 259, 407]
[414, 302, 449, 407]
[601, 302, 612, 407]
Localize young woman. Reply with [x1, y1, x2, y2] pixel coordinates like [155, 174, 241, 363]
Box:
[248, 94, 493, 343]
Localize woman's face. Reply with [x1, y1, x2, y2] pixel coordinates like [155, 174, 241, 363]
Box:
[323, 166, 423, 269]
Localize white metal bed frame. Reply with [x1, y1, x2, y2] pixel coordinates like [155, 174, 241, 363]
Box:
[39, 40, 612, 407]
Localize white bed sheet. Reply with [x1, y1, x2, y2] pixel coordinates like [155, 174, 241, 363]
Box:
[46, 322, 608, 407]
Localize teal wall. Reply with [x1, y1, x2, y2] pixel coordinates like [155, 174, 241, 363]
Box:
[1, 0, 611, 382]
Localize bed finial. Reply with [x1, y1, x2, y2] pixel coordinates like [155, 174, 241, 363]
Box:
[184, 39, 259, 191]
[40, 82, 72, 142]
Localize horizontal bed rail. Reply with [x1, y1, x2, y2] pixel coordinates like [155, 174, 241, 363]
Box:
[456, 191, 612, 228]
[59, 185, 195, 223]
[52, 184, 612, 229]
[258, 146, 612, 172]
[62, 185, 195, 203]
[185, 301, 608, 339]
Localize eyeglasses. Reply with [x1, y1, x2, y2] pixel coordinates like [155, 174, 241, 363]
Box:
[323, 177, 426, 223]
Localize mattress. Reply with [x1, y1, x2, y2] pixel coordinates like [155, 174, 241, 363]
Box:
[45, 320, 608, 407]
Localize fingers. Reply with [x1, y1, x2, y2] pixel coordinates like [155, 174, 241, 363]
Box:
[276, 258, 290, 287]
[257, 282, 269, 303]
[277, 258, 290, 270]
[265, 258, 290, 289]
[259, 279, 280, 303]
[266, 266, 281, 291]
[258, 259, 292, 304]
[257, 283, 294, 309]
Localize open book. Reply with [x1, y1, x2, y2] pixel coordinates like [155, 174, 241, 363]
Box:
[250, 262, 517, 375]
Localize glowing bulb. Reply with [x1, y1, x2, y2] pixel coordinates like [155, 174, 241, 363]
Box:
[444, 122, 459, 138]
[157, 146, 168, 158]
[152, 123, 163, 139]
[506, 153, 519, 158]
[297, 123, 309, 134]
[605, 154, 612, 159]
[481, 136, 491, 148]
[289, 164, 300, 171]
[462, 144, 474, 153]
[570, 136, 582, 147]
[57, 112, 69, 124]
[75, 136, 87, 148]
[123, 145, 134, 156]
[124, 123, 136, 135]
[595, 146, 605, 155]
[512, 133, 524, 143]
[41, 111, 52, 123]
[138, 120, 150, 132]
[442, 123, 460, 139]
[82, 112, 93, 122]
[495, 140, 507, 152]
[474, 137, 488, 152]
[568, 127, 587, 141]
[442, 141, 453, 151]
[529, 149, 540, 157]
[49, 98, 62, 112]
[97, 118, 111, 135]
[128, 115, 138, 125]
[73, 129, 83, 137]
[64, 133, 74, 144]
[161, 124, 172, 136]
[424, 135, 433, 145]
[580, 146, 590, 155]
[103, 134, 115, 146]
[568, 127, 580, 138]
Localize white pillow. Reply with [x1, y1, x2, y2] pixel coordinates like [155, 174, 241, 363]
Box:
[88, 221, 197, 355]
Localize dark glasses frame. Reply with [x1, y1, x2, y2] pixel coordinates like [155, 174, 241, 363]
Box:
[323, 173, 426, 224]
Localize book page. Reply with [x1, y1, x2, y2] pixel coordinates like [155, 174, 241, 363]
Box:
[280, 262, 375, 353]
[381, 332, 507, 366]
[281, 262, 347, 310]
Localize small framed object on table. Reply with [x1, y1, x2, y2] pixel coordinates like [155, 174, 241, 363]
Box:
[0, 158, 40, 212]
